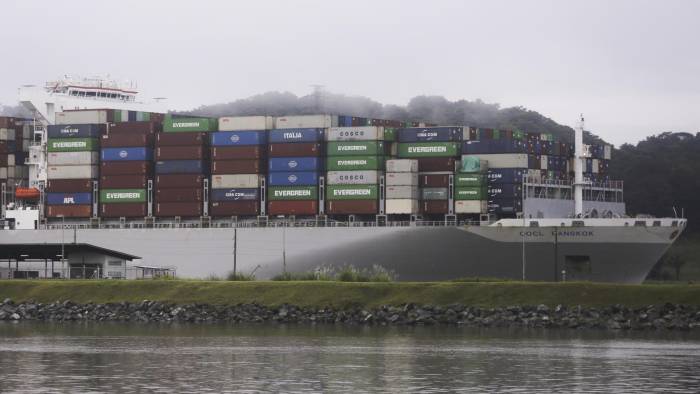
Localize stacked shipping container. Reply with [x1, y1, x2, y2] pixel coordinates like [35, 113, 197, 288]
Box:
[154, 116, 215, 217]
[267, 122, 324, 216]
[0, 117, 30, 193]
[210, 116, 271, 216]
[454, 156, 488, 214]
[397, 127, 462, 215]
[45, 120, 103, 218]
[385, 159, 419, 214]
[99, 121, 159, 217]
[325, 126, 384, 215]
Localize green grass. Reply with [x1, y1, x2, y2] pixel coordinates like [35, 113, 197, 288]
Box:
[664, 233, 700, 280]
[0, 280, 699, 308]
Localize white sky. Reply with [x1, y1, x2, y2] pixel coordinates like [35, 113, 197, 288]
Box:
[1, 0, 698, 146]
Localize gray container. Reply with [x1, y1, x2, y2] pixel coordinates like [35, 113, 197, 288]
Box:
[461, 154, 529, 169]
[48, 151, 100, 166]
[386, 199, 419, 214]
[421, 187, 449, 200]
[385, 172, 418, 186]
[274, 115, 338, 129]
[326, 170, 380, 185]
[455, 200, 486, 214]
[211, 174, 263, 189]
[219, 116, 274, 131]
[47, 165, 98, 179]
[56, 110, 110, 125]
[386, 186, 419, 199]
[0, 128, 16, 141]
[326, 126, 383, 141]
[386, 159, 418, 173]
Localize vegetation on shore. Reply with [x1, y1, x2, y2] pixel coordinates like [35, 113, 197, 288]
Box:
[0, 280, 698, 309]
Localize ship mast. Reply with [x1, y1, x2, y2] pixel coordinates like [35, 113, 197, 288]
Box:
[573, 114, 585, 217]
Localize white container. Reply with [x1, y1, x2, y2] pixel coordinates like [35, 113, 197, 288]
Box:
[604, 145, 612, 160]
[6, 154, 15, 166]
[0, 167, 6, 179]
[540, 155, 548, 170]
[386, 186, 419, 199]
[386, 199, 419, 214]
[211, 174, 263, 189]
[326, 170, 380, 185]
[592, 159, 599, 174]
[326, 126, 383, 141]
[274, 115, 338, 129]
[455, 200, 487, 214]
[461, 154, 529, 169]
[219, 116, 274, 131]
[22, 125, 31, 139]
[0, 128, 16, 141]
[48, 151, 99, 166]
[47, 165, 98, 179]
[386, 159, 418, 173]
[6, 166, 17, 178]
[385, 172, 418, 186]
[56, 110, 110, 125]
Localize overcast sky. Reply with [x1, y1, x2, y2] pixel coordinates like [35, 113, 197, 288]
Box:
[2, 0, 698, 146]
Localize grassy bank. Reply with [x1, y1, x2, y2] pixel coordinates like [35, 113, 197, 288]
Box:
[1, 280, 699, 308]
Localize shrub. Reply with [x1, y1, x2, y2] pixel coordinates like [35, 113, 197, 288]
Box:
[226, 271, 255, 281]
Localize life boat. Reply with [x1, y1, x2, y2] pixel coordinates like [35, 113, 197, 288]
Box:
[15, 187, 40, 200]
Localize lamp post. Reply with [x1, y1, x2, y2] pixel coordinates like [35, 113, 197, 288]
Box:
[60, 215, 65, 278]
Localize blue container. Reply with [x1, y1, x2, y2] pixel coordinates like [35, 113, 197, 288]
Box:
[211, 131, 267, 146]
[268, 171, 319, 186]
[128, 111, 137, 122]
[47, 124, 103, 138]
[487, 198, 523, 214]
[339, 115, 353, 127]
[487, 168, 527, 184]
[398, 127, 462, 142]
[101, 147, 152, 161]
[488, 184, 523, 199]
[46, 192, 92, 205]
[269, 157, 321, 172]
[210, 188, 259, 202]
[462, 139, 526, 154]
[155, 160, 206, 174]
[268, 128, 324, 143]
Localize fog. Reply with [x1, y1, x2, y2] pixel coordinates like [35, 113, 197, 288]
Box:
[1, 0, 698, 146]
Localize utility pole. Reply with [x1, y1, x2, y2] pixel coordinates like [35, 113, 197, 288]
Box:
[233, 228, 237, 278]
[282, 225, 287, 274]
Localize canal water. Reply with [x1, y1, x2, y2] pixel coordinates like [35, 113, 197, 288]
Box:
[0, 323, 698, 393]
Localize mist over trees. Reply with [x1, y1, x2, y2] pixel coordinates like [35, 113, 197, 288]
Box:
[0, 103, 31, 118]
[185, 91, 605, 144]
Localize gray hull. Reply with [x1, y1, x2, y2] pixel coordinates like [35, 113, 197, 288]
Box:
[0, 223, 680, 284]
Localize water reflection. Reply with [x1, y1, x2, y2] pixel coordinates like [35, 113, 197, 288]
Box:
[0, 323, 698, 393]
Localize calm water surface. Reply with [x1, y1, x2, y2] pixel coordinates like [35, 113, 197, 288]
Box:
[0, 323, 698, 393]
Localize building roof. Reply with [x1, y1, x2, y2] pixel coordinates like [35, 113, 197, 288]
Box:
[0, 243, 141, 261]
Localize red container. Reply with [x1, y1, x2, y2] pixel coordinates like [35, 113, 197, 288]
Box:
[417, 158, 456, 172]
[419, 174, 450, 187]
[46, 179, 93, 193]
[155, 174, 204, 189]
[212, 159, 265, 174]
[155, 132, 207, 147]
[155, 146, 206, 160]
[211, 146, 265, 160]
[268, 200, 318, 216]
[101, 133, 153, 148]
[107, 121, 162, 134]
[421, 200, 449, 214]
[268, 143, 322, 157]
[100, 203, 147, 218]
[156, 187, 203, 202]
[100, 161, 152, 176]
[0, 117, 16, 128]
[100, 174, 148, 189]
[326, 200, 378, 215]
[46, 205, 92, 218]
[210, 201, 260, 216]
[0, 141, 9, 154]
[0, 155, 7, 166]
[155, 202, 202, 217]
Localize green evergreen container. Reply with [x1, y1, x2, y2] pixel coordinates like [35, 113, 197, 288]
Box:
[268, 186, 318, 201]
[455, 174, 485, 187]
[326, 185, 378, 200]
[397, 142, 459, 158]
[383, 127, 397, 141]
[47, 138, 98, 152]
[326, 141, 385, 156]
[459, 156, 487, 173]
[100, 189, 147, 203]
[326, 156, 384, 171]
[163, 115, 218, 132]
[455, 187, 487, 200]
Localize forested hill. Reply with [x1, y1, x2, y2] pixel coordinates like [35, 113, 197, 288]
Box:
[184, 91, 605, 144]
[610, 132, 700, 232]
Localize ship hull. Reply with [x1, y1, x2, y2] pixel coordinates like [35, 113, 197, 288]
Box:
[0, 224, 679, 283]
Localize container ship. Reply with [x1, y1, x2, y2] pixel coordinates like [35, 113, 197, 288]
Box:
[0, 77, 687, 283]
